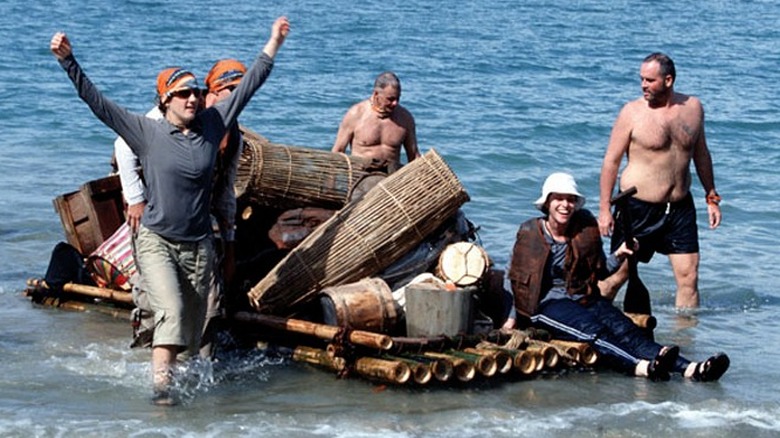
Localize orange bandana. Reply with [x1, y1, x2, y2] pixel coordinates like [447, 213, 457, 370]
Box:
[156, 67, 198, 102]
[205, 59, 247, 93]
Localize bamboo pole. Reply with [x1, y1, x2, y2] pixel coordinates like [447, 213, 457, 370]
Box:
[445, 350, 497, 377]
[399, 354, 454, 382]
[475, 345, 539, 375]
[549, 340, 599, 366]
[25, 291, 131, 319]
[463, 348, 513, 374]
[232, 312, 393, 350]
[26, 278, 133, 305]
[292, 346, 347, 372]
[382, 355, 433, 385]
[511, 349, 538, 375]
[423, 352, 476, 382]
[524, 344, 560, 370]
[624, 312, 657, 330]
[388, 330, 515, 355]
[354, 357, 411, 384]
[527, 339, 578, 366]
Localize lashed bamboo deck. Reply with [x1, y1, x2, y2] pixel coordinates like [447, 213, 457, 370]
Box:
[23, 279, 661, 387]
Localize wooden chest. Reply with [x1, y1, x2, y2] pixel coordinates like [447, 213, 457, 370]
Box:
[53, 175, 125, 255]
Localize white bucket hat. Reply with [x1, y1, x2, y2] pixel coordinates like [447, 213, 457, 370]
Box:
[534, 172, 586, 211]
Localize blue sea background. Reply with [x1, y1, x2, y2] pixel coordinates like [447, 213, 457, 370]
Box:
[1, 0, 779, 436]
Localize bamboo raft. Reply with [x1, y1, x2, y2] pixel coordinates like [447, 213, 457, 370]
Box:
[22, 277, 664, 387]
[23, 281, 603, 387]
[26, 130, 661, 388]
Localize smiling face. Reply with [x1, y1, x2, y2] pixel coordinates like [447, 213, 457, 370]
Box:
[164, 88, 200, 127]
[371, 85, 400, 118]
[546, 193, 580, 227]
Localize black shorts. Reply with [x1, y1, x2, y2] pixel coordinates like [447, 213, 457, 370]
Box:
[610, 192, 699, 263]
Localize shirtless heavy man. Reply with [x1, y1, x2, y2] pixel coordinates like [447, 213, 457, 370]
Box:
[331, 72, 421, 171]
[598, 52, 722, 309]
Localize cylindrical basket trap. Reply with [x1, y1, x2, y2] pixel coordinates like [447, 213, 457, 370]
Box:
[248, 148, 470, 314]
[235, 126, 375, 210]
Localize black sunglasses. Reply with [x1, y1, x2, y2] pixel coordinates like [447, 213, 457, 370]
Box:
[171, 88, 201, 99]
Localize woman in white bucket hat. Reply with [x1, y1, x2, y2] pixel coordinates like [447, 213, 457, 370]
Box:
[504, 172, 729, 382]
[533, 172, 586, 212]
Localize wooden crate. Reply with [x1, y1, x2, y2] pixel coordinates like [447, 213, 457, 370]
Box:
[53, 175, 125, 255]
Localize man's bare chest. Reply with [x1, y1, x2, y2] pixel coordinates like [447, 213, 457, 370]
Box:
[355, 118, 407, 146]
[632, 113, 699, 151]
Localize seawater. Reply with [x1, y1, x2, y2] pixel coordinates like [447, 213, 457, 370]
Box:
[1, 1, 779, 436]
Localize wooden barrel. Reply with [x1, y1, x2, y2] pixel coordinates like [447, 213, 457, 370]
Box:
[319, 278, 398, 333]
[436, 242, 490, 287]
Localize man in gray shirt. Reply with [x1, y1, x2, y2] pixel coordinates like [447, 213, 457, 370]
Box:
[50, 16, 290, 405]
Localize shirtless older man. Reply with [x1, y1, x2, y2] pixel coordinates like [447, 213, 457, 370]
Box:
[331, 72, 420, 171]
[598, 53, 722, 309]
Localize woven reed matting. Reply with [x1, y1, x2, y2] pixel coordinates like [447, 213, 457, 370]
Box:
[248, 148, 470, 314]
[236, 126, 375, 210]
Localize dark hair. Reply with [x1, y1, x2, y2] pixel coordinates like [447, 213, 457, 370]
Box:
[643, 52, 676, 83]
[540, 195, 551, 215]
[374, 71, 401, 93]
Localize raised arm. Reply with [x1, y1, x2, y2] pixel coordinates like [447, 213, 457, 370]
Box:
[262, 16, 290, 59]
[210, 16, 290, 133]
[50, 32, 72, 60]
[50, 32, 149, 154]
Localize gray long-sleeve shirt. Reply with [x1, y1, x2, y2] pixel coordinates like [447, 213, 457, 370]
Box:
[113, 106, 241, 241]
[59, 52, 273, 241]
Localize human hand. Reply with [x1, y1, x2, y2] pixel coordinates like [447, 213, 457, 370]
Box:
[614, 238, 638, 259]
[598, 208, 614, 237]
[501, 317, 516, 331]
[707, 203, 721, 229]
[272, 16, 290, 44]
[263, 16, 290, 58]
[126, 201, 146, 232]
[50, 32, 72, 60]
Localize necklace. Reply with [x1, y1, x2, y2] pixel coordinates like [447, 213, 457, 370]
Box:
[369, 97, 391, 119]
[543, 219, 566, 243]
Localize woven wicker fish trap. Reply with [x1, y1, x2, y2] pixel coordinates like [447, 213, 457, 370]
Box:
[248, 148, 470, 314]
[235, 126, 376, 210]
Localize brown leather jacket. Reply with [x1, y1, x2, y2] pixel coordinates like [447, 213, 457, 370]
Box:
[508, 209, 606, 318]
